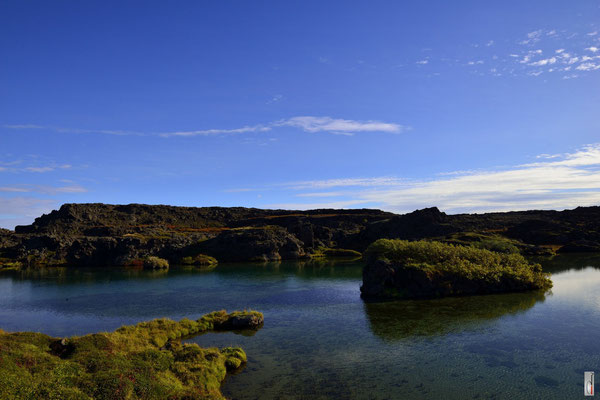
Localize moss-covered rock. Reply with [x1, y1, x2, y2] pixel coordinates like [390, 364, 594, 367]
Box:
[361, 239, 552, 299]
[0, 310, 263, 400]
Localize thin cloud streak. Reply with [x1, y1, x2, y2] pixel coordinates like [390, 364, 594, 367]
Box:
[3, 124, 143, 136]
[0, 184, 87, 195]
[5, 116, 408, 138]
[286, 177, 406, 190]
[0, 163, 72, 174]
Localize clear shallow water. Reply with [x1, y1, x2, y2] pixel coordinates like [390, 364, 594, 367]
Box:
[1, 255, 599, 399]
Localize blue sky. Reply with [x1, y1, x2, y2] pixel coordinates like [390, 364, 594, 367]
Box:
[1, 0, 600, 228]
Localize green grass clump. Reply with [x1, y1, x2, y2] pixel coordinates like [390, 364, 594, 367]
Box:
[0, 310, 262, 400]
[311, 247, 362, 259]
[180, 254, 218, 268]
[364, 239, 552, 298]
[0, 258, 23, 270]
[143, 256, 169, 270]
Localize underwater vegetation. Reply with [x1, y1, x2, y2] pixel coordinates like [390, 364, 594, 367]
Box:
[361, 239, 552, 299]
[0, 310, 263, 400]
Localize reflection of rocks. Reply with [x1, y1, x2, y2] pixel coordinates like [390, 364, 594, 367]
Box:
[364, 291, 546, 340]
[537, 253, 600, 273]
[557, 240, 600, 253]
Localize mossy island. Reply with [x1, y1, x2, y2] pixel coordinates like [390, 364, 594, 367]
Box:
[361, 239, 552, 299]
[0, 310, 264, 400]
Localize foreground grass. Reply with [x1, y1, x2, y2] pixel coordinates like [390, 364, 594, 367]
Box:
[362, 239, 552, 299]
[0, 310, 263, 400]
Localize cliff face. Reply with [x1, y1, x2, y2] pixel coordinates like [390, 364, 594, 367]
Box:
[1, 203, 599, 267]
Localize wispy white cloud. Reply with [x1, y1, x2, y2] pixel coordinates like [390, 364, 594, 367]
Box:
[446, 27, 600, 79]
[267, 94, 283, 104]
[273, 116, 406, 136]
[519, 29, 543, 45]
[529, 57, 557, 66]
[266, 199, 368, 210]
[0, 159, 73, 174]
[576, 62, 600, 71]
[3, 124, 142, 136]
[24, 164, 71, 173]
[416, 60, 429, 65]
[286, 177, 406, 190]
[160, 125, 270, 137]
[271, 144, 600, 214]
[5, 116, 408, 138]
[224, 188, 257, 193]
[295, 191, 349, 198]
[0, 184, 87, 195]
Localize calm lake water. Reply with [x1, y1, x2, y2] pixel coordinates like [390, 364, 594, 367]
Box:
[1, 255, 599, 399]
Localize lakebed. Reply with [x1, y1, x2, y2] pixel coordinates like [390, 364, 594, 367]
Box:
[1, 255, 599, 399]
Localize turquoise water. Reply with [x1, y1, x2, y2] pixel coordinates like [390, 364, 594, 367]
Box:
[1, 255, 599, 399]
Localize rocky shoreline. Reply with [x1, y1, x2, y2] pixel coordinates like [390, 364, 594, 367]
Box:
[1, 203, 599, 269]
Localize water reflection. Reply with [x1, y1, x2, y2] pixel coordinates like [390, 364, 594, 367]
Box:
[1, 266, 172, 285]
[0, 258, 364, 286]
[538, 253, 600, 273]
[364, 290, 547, 340]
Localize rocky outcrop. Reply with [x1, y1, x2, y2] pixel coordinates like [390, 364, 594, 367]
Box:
[194, 227, 307, 262]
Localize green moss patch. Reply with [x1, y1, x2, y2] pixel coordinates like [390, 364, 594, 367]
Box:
[180, 254, 218, 268]
[0, 310, 263, 399]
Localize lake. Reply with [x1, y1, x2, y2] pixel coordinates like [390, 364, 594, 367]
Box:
[1, 255, 599, 399]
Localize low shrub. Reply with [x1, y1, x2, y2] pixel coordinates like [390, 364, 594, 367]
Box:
[143, 256, 169, 270]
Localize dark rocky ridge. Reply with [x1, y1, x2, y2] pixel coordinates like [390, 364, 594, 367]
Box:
[1, 203, 599, 267]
